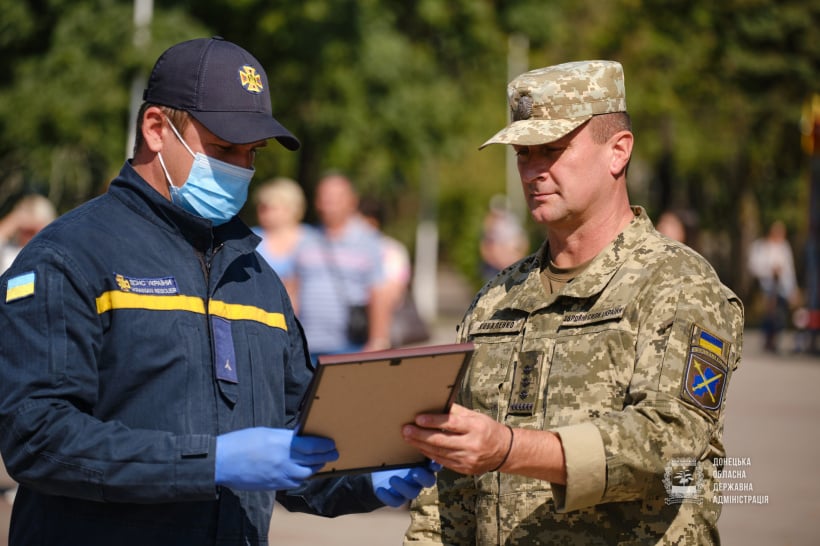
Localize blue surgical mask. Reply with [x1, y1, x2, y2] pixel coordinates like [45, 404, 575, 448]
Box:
[158, 118, 255, 226]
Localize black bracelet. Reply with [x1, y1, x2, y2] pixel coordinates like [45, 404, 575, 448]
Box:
[490, 425, 514, 472]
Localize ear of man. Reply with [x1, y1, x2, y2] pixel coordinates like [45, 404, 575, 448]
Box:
[609, 130, 633, 179]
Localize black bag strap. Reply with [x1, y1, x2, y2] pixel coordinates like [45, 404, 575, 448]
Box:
[320, 232, 355, 307]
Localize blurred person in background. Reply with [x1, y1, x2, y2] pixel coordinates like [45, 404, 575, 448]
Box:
[359, 197, 430, 347]
[0, 37, 434, 546]
[748, 219, 799, 352]
[655, 210, 687, 243]
[655, 208, 700, 249]
[252, 176, 315, 302]
[479, 194, 529, 282]
[290, 173, 393, 358]
[359, 197, 412, 316]
[0, 193, 57, 273]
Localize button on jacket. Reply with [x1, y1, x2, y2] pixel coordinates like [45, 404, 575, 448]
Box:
[406, 208, 744, 545]
[0, 163, 381, 545]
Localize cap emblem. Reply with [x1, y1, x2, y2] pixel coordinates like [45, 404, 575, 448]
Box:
[239, 65, 263, 94]
[513, 94, 533, 121]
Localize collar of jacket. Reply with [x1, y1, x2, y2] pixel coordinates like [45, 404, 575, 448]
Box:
[491, 206, 654, 313]
[548, 206, 652, 299]
[108, 161, 261, 255]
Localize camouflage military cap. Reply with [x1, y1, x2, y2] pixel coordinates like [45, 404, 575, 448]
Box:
[480, 60, 627, 149]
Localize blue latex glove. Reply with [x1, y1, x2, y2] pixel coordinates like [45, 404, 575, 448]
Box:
[215, 427, 338, 491]
[371, 461, 442, 507]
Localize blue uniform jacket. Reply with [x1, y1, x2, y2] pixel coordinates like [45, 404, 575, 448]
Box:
[0, 163, 382, 545]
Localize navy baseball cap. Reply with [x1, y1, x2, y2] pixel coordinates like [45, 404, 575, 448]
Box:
[143, 36, 300, 149]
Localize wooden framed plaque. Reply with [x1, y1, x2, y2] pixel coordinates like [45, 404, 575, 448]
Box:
[295, 343, 474, 477]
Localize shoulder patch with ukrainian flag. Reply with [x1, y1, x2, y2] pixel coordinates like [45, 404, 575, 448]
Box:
[681, 324, 730, 412]
[5, 271, 36, 303]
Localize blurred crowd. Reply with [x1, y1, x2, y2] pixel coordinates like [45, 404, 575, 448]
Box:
[1, 189, 817, 363]
[3, 189, 816, 364]
[251, 172, 429, 362]
[656, 209, 815, 355]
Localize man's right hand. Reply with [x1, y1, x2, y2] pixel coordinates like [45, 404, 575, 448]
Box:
[215, 428, 339, 491]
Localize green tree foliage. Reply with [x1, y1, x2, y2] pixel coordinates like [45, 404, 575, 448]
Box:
[192, 1, 506, 205]
[0, 0, 208, 211]
[0, 0, 818, 295]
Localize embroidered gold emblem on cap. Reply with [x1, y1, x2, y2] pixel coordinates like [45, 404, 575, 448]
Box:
[239, 65, 263, 93]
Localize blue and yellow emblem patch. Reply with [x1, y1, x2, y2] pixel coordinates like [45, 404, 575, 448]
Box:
[681, 325, 730, 412]
[5, 271, 36, 303]
[239, 65, 263, 94]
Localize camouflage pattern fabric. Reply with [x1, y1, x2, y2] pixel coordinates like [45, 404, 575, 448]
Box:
[405, 208, 744, 545]
[480, 60, 627, 149]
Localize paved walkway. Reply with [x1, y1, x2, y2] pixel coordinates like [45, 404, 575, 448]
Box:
[717, 330, 820, 545]
[2, 269, 818, 544]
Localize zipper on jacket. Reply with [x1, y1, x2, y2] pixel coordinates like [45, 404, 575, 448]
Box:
[197, 242, 225, 288]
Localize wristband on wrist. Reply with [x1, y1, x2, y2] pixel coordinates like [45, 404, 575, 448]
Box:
[490, 424, 514, 472]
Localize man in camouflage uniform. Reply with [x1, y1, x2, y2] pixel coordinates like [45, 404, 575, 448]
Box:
[400, 61, 744, 544]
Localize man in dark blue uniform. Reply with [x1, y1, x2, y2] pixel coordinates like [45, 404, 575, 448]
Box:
[0, 37, 434, 545]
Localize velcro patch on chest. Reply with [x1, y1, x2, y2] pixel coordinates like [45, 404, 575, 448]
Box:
[561, 305, 625, 327]
[508, 351, 543, 416]
[114, 273, 179, 295]
[469, 318, 525, 336]
[680, 325, 730, 412]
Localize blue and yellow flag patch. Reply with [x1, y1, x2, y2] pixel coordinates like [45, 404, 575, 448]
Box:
[5, 271, 36, 303]
[697, 329, 724, 356]
[681, 324, 730, 412]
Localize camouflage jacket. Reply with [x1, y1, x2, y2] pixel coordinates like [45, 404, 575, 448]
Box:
[406, 208, 744, 545]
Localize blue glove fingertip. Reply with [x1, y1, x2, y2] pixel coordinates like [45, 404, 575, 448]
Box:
[375, 487, 406, 507]
[389, 474, 423, 499]
[410, 467, 437, 488]
[291, 434, 337, 455]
